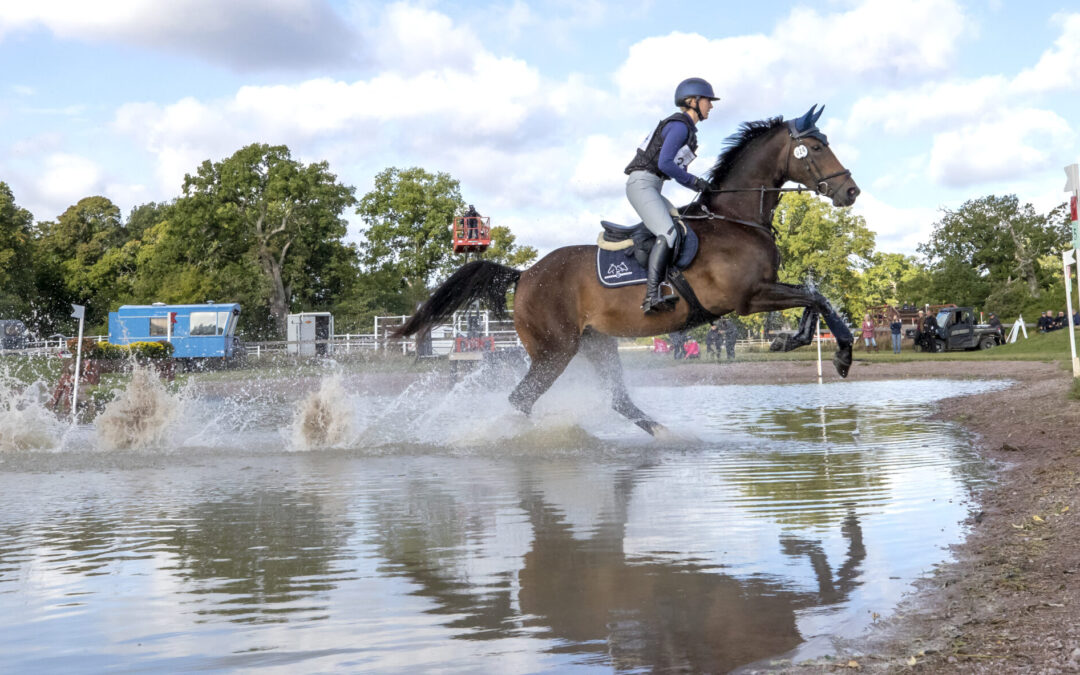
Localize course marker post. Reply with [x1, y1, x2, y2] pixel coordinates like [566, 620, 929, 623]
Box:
[70, 303, 86, 421]
[1064, 249, 1080, 377]
[816, 319, 822, 384]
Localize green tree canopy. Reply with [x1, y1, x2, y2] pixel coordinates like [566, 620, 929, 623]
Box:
[144, 144, 358, 338]
[357, 167, 464, 287]
[773, 192, 876, 320]
[0, 182, 35, 320]
[33, 195, 137, 330]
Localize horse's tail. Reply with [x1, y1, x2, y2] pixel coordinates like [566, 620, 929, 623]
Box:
[391, 261, 522, 338]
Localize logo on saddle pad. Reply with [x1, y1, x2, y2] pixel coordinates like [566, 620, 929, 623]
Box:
[606, 262, 632, 279]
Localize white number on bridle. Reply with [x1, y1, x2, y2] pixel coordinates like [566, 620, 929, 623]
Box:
[793, 145, 808, 159]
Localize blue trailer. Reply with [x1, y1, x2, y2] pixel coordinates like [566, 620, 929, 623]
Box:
[108, 303, 242, 359]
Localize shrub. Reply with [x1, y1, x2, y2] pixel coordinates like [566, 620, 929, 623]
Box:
[65, 339, 174, 360]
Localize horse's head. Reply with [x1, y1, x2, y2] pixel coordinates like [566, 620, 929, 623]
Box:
[785, 105, 860, 207]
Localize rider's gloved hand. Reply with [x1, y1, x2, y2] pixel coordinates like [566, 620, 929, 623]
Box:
[693, 177, 711, 193]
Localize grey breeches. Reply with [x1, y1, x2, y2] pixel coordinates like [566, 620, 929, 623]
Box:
[626, 171, 677, 247]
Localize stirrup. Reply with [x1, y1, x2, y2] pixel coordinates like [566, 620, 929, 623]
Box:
[642, 293, 679, 314]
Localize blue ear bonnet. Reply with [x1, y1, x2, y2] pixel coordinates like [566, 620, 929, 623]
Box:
[787, 104, 829, 145]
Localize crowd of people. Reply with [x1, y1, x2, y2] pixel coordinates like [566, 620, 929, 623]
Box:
[1037, 310, 1080, 332]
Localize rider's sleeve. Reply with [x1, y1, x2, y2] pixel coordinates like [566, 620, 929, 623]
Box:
[656, 121, 698, 188]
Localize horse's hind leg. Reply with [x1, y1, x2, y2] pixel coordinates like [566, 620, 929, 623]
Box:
[508, 341, 578, 417]
[770, 307, 820, 352]
[579, 329, 663, 436]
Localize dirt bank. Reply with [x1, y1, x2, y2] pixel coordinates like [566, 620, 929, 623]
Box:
[641, 358, 1078, 673]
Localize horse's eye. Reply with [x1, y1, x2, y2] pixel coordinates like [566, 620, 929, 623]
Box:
[812, 145, 822, 152]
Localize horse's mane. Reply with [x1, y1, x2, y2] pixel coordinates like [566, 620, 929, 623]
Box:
[704, 116, 785, 188]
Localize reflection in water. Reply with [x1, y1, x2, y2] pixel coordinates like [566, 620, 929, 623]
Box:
[0, 379, 1003, 672]
[515, 470, 866, 672]
[167, 490, 352, 623]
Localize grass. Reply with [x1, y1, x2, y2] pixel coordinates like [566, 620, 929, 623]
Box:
[624, 329, 1077, 368]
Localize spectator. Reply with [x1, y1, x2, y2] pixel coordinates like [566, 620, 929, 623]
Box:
[860, 312, 877, 353]
[1073, 310, 1080, 327]
[889, 313, 903, 354]
[684, 339, 700, 358]
[1037, 311, 1050, 332]
[1055, 311, 1067, 330]
[919, 310, 938, 352]
[705, 323, 720, 357]
[987, 313, 1003, 341]
[719, 318, 737, 360]
[669, 330, 686, 360]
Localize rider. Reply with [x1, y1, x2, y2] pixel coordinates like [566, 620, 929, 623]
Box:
[624, 77, 718, 314]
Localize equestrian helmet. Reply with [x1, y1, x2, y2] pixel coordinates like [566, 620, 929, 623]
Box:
[675, 78, 719, 107]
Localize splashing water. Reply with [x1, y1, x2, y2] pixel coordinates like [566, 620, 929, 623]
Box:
[96, 366, 181, 450]
[291, 375, 354, 450]
[0, 380, 66, 451]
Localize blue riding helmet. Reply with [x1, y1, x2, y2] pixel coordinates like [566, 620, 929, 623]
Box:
[674, 78, 719, 107]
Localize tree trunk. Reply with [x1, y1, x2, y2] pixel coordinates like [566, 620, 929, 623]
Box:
[1002, 218, 1039, 295]
[258, 250, 289, 337]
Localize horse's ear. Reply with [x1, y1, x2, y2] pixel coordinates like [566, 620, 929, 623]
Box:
[811, 105, 824, 125]
[795, 105, 817, 131]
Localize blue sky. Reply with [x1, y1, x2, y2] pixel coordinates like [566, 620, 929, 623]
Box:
[1, 0, 1078, 257]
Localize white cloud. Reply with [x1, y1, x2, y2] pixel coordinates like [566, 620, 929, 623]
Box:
[846, 76, 1009, 136]
[32, 153, 106, 217]
[1012, 12, 1080, 94]
[853, 192, 940, 254]
[570, 134, 633, 199]
[927, 108, 1074, 187]
[0, 0, 355, 70]
[614, 0, 969, 117]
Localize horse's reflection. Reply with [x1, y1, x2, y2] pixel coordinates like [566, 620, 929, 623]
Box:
[515, 467, 866, 672]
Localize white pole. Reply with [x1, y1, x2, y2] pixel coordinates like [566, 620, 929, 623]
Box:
[70, 304, 86, 422]
[1064, 250, 1079, 377]
[816, 319, 823, 384]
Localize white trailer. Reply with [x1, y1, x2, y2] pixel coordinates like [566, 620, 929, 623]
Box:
[287, 312, 334, 356]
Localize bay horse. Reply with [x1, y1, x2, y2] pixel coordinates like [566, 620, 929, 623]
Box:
[394, 106, 860, 435]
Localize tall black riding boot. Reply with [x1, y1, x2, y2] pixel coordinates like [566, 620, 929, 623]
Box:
[642, 238, 679, 314]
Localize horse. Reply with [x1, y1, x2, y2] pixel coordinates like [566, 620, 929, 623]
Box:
[393, 105, 860, 435]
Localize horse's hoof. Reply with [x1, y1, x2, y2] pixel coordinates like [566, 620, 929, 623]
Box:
[636, 419, 665, 436]
[832, 346, 852, 378]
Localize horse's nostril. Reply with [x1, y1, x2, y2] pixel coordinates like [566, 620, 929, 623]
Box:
[848, 186, 860, 199]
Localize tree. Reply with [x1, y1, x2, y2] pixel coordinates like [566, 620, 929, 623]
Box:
[773, 192, 876, 320]
[0, 182, 35, 320]
[357, 167, 464, 287]
[861, 252, 923, 308]
[918, 195, 1067, 304]
[33, 196, 134, 331]
[170, 144, 358, 337]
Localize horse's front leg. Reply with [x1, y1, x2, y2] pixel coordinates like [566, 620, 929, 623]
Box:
[769, 307, 820, 352]
[743, 282, 853, 378]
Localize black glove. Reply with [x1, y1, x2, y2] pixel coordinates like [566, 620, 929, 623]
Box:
[693, 177, 711, 193]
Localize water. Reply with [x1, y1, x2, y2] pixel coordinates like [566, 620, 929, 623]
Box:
[0, 366, 1005, 673]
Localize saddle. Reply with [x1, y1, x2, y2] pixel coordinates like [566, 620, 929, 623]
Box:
[595, 210, 698, 287]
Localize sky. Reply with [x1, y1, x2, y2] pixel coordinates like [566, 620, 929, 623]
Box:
[1, 0, 1078, 258]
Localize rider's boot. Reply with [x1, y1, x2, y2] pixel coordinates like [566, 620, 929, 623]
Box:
[642, 238, 679, 314]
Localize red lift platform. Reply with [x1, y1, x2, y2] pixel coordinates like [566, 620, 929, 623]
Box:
[452, 216, 491, 254]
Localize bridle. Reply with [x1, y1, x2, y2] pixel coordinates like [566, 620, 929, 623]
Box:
[685, 127, 853, 232]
